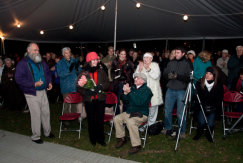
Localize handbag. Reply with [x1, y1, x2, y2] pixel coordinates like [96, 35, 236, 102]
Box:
[148, 121, 164, 135]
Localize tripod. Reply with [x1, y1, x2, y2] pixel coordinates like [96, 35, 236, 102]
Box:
[174, 74, 214, 151]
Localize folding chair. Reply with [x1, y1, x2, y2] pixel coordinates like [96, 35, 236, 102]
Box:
[59, 92, 83, 139]
[222, 91, 243, 138]
[138, 120, 149, 148]
[104, 92, 118, 143]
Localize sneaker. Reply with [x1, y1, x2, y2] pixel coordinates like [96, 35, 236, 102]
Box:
[46, 133, 55, 139]
[128, 145, 141, 154]
[139, 124, 147, 132]
[179, 133, 186, 139]
[23, 109, 30, 113]
[115, 137, 127, 148]
[161, 129, 167, 135]
[32, 139, 44, 144]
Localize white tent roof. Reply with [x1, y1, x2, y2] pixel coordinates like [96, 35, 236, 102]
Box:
[1, 0, 243, 43]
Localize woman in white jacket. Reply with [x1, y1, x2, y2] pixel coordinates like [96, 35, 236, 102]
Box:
[135, 52, 163, 126]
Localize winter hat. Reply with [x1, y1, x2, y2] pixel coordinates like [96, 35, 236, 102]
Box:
[143, 52, 153, 59]
[222, 49, 228, 53]
[206, 67, 215, 76]
[187, 50, 196, 57]
[86, 52, 99, 62]
[133, 72, 147, 83]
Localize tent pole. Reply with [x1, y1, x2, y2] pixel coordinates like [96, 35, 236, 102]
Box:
[202, 38, 205, 51]
[113, 0, 118, 55]
[165, 39, 168, 51]
[0, 38, 5, 56]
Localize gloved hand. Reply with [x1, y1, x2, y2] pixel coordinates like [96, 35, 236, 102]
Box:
[94, 84, 103, 94]
[69, 62, 76, 72]
[168, 72, 177, 79]
[86, 89, 97, 96]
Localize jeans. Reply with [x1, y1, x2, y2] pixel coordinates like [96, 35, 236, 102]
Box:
[197, 110, 215, 129]
[164, 88, 186, 133]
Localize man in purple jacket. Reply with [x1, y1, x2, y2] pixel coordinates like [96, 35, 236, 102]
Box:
[15, 43, 55, 144]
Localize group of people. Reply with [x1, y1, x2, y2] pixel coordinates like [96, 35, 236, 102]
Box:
[1, 42, 242, 155]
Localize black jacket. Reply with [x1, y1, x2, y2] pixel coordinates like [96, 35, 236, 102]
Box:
[195, 80, 224, 112]
[163, 56, 193, 90]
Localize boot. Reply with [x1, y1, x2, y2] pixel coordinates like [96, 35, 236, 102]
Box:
[115, 137, 127, 148]
[193, 128, 204, 140]
[205, 128, 214, 143]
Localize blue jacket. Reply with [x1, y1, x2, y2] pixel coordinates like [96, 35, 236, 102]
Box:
[193, 57, 212, 82]
[56, 57, 81, 94]
[15, 57, 52, 96]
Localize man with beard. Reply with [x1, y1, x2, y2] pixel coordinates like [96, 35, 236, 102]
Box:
[15, 43, 55, 144]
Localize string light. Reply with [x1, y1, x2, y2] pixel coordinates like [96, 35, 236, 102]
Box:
[101, 5, 105, 11]
[183, 15, 189, 21]
[17, 23, 21, 28]
[0, 36, 4, 40]
[136, 3, 141, 9]
[40, 30, 44, 35]
[69, 25, 74, 30]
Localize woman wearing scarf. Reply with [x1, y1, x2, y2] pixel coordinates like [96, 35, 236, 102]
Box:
[77, 52, 109, 146]
[111, 49, 134, 113]
[193, 66, 223, 142]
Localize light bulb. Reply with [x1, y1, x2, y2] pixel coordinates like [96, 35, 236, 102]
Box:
[40, 30, 44, 35]
[0, 36, 4, 40]
[101, 5, 105, 11]
[136, 3, 141, 9]
[17, 24, 21, 28]
[183, 15, 189, 21]
[69, 25, 74, 30]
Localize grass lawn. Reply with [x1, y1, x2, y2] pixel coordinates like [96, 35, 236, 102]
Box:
[0, 103, 242, 163]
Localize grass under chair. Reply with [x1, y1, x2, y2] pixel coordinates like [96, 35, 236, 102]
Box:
[0, 103, 242, 163]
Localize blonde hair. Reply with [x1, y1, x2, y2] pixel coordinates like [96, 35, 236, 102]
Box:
[169, 50, 176, 60]
[198, 50, 211, 62]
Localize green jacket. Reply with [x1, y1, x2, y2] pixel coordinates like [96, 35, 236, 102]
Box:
[121, 83, 153, 116]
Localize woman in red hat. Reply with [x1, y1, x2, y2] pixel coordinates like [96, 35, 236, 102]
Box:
[77, 52, 109, 146]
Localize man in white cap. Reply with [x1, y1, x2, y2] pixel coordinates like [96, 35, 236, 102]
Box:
[217, 49, 229, 76]
[135, 52, 163, 127]
[114, 72, 153, 154]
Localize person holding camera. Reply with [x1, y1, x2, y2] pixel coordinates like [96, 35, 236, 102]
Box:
[56, 47, 82, 113]
[163, 47, 193, 139]
[114, 73, 153, 154]
[77, 52, 109, 146]
[193, 66, 223, 142]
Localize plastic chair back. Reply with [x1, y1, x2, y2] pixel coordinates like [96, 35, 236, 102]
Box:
[223, 91, 243, 103]
[105, 92, 118, 105]
[64, 92, 82, 104]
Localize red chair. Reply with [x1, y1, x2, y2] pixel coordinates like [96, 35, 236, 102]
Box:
[104, 92, 118, 143]
[222, 91, 243, 138]
[58, 92, 83, 139]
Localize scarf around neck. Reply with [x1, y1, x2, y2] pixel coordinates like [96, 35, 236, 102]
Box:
[205, 79, 214, 92]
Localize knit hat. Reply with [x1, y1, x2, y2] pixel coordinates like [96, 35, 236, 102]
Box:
[222, 49, 228, 53]
[86, 52, 99, 62]
[206, 67, 215, 76]
[133, 72, 147, 83]
[143, 52, 153, 59]
[187, 50, 196, 57]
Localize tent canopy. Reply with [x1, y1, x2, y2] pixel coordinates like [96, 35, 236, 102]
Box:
[1, 0, 243, 43]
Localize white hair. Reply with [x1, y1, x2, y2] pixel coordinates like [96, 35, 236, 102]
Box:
[4, 58, 12, 64]
[27, 42, 38, 51]
[236, 45, 243, 50]
[62, 47, 71, 55]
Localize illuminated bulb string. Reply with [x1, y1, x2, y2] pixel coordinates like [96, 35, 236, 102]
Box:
[130, 0, 243, 17]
